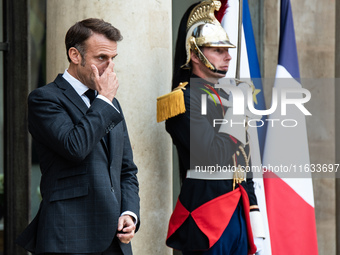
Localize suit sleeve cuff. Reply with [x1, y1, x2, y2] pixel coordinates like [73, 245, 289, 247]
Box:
[250, 211, 266, 238]
[97, 95, 120, 113]
[121, 211, 138, 225]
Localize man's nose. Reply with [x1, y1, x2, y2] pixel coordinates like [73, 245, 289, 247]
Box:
[107, 58, 113, 66]
[225, 51, 232, 61]
[103, 58, 113, 71]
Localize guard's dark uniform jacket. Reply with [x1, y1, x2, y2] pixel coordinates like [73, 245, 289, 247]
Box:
[165, 75, 258, 253]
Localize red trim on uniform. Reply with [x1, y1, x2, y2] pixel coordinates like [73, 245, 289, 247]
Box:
[167, 187, 257, 254]
[204, 84, 226, 116]
[239, 185, 257, 254]
[229, 135, 238, 144]
[191, 188, 241, 248]
[166, 199, 190, 240]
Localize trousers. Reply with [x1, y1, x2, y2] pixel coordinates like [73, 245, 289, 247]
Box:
[182, 203, 248, 255]
[36, 237, 123, 255]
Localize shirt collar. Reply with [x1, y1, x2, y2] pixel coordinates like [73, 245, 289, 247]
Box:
[62, 69, 89, 97]
[190, 74, 216, 87]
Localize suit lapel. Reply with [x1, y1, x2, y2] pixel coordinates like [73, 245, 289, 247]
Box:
[108, 99, 122, 166]
[54, 74, 88, 115]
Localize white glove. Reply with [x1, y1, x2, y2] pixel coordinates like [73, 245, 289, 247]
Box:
[215, 78, 262, 120]
[254, 237, 264, 255]
[207, 79, 247, 145]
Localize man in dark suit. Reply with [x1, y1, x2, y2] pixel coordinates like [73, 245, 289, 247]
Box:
[16, 18, 140, 255]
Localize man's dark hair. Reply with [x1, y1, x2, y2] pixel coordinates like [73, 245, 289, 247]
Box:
[65, 18, 123, 63]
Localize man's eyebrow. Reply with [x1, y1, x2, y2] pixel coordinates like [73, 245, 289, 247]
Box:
[97, 53, 118, 59]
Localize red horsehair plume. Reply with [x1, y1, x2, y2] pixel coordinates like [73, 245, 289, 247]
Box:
[215, 0, 229, 23]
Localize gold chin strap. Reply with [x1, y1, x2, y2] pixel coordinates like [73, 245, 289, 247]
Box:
[190, 36, 216, 72]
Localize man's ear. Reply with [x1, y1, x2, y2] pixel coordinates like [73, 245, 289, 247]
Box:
[191, 51, 200, 64]
[68, 47, 81, 64]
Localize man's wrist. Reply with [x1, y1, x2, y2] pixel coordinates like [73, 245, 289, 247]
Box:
[97, 95, 120, 113]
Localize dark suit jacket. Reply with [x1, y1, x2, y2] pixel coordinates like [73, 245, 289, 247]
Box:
[16, 74, 140, 254]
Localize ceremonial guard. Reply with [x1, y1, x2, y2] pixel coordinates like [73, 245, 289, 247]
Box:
[157, 1, 265, 254]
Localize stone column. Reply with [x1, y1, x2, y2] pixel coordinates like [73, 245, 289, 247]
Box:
[46, 1, 173, 254]
[335, 1, 340, 254]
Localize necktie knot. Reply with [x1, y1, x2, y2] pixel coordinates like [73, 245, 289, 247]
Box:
[85, 89, 96, 104]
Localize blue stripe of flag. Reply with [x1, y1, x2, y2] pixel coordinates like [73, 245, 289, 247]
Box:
[243, 0, 267, 158]
[278, 0, 300, 80]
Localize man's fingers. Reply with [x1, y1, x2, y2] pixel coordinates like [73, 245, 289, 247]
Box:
[117, 229, 135, 244]
[91, 64, 99, 79]
[117, 215, 134, 231]
[102, 61, 114, 76]
[116, 215, 136, 243]
[117, 224, 135, 244]
[117, 217, 125, 231]
[109, 60, 115, 72]
[117, 221, 123, 231]
[119, 224, 135, 233]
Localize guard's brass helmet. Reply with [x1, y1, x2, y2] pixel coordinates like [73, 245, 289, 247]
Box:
[182, 0, 235, 73]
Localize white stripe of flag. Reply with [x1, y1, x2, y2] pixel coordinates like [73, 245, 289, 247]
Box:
[262, 0, 318, 254]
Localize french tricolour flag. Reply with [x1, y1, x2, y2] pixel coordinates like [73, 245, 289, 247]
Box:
[262, 0, 319, 254]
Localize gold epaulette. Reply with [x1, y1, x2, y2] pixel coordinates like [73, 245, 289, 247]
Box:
[156, 82, 188, 123]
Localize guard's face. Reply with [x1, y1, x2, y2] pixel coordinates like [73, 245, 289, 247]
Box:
[202, 47, 232, 78]
[76, 33, 118, 88]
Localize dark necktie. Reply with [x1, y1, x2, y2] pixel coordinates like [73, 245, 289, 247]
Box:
[85, 89, 96, 104]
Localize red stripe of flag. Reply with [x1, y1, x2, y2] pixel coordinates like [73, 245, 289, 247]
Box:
[263, 171, 318, 254]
